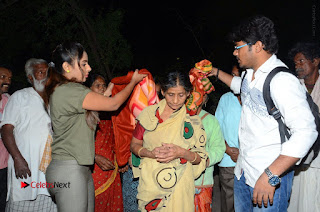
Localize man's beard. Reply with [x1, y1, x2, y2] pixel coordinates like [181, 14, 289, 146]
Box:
[296, 68, 305, 79]
[32, 76, 47, 92]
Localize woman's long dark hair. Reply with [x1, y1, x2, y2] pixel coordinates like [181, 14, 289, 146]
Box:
[46, 42, 85, 97]
[46, 42, 98, 130]
[161, 71, 193, 93]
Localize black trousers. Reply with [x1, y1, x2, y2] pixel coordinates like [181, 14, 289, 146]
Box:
[0, 167, 7, 212]
[219, 167, 235, 212]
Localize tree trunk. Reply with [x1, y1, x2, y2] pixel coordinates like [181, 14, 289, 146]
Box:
[68, 0, 112, 81]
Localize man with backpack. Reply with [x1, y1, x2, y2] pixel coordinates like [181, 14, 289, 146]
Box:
[287, 42, 320, 212]
[209, 15, 318, 211]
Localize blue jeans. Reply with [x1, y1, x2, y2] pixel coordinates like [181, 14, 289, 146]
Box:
[234, 170, 294, 212]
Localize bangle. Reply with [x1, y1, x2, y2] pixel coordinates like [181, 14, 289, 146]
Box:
[190, 152, 197, 163]
[138, 147, 145, 158]
[215, 68, 220, 82]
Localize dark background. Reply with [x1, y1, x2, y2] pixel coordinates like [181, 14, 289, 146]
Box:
[122, 1, 319, 73]
[0, 0, 319, 108]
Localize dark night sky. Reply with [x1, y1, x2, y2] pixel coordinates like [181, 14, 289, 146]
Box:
[114, 1, 319, 75]
[1, 0, 319, 94]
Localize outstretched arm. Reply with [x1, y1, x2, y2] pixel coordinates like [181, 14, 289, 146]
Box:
[83, 70, 146, 111]
[208, 67, 234, 88]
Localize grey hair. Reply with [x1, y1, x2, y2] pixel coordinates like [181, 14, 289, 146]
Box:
[25, 58, 47, 84]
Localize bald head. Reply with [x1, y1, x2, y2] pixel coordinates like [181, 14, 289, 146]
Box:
[0, 67, 12, 93]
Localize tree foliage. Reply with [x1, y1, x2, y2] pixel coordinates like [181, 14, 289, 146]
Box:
[0, 0, 132, 92]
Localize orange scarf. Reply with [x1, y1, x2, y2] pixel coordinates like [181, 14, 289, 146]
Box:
[111, 69, 159, 166]
[186, 59, 215, 115]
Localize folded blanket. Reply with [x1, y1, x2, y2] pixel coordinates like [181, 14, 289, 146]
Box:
[111, 69, 159, 166]
[186, 59, 215, 115]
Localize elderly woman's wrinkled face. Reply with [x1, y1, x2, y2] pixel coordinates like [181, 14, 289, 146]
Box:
[90, 77, 106, 95]
[162, 85, 189, 111]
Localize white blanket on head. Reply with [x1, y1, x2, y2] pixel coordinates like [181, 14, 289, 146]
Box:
[0, 87, 51, 201]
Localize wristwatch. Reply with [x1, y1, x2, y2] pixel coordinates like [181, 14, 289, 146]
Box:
[264, 167, 281, 187]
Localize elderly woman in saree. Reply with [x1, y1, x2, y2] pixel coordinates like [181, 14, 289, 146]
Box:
[84, 73, 125, 212]
[131, 71, 208, 212]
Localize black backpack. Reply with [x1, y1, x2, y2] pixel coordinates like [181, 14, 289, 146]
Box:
[262, 67, 320, 165]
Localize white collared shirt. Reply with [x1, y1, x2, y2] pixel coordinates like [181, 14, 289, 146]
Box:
[230, 55, 318, 187]
[0, 87, 51, 201]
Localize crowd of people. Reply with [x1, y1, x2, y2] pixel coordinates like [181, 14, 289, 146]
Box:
[0, 14, 319, 212]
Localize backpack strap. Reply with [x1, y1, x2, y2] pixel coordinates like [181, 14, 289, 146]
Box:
[240, 71, 247, 94]
[263, 67, 320, 164]
[262, 67, 293, 144]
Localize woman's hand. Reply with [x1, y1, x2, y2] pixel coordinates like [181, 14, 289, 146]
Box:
[103, 82, 114, 97]
[95, 154, 115, 171]
[130, 69, 147, 85]
[153, 143, 185, 163]
[118, 164, 129, 173]
[151, 146, 166, 159]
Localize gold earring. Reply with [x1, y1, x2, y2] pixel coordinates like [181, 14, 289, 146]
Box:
[66, 69, 70, 73]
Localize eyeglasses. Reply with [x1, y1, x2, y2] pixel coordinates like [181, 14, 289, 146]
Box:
[234, 43, 251, 50]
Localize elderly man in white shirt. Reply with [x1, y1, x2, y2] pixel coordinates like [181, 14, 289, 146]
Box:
[208, 15, 317, 212]
[287, 42, 320, 212]
[1, 58, 57, 211]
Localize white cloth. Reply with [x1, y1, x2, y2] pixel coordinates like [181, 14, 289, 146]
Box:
[288, 166, 320, 212]
[0, 87, 51, 201]
[299, 70, 320, 168]
[230, 55, 318, 188]
[287, 72, 320, 212]
[309, 70, 320, 110]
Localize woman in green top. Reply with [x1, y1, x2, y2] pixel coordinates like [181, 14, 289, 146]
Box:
[45, 42, 145, 212]
[194, 94, 226, 211]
